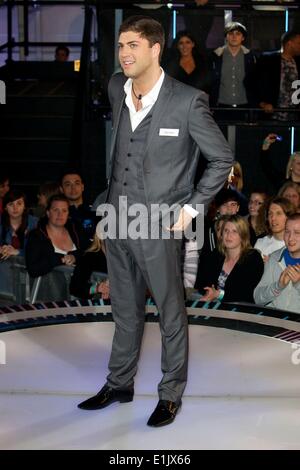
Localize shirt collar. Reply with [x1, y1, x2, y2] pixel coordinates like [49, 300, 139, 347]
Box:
[124, 68, 165, 111]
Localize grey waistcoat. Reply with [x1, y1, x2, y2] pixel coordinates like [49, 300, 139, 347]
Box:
[109, 106, 153, 208]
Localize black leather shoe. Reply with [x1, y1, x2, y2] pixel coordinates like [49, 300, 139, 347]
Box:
[147, 399, 181, 427]
[78, 384, 134, 410]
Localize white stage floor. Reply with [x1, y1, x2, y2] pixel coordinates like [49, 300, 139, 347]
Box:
[2, 394, 300, 450]
[1, 321, 300, 449]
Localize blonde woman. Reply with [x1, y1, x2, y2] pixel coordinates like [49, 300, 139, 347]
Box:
[227, 161, 248, 215]
[195, 215, 264, 303]
[278, 181, 300, 211]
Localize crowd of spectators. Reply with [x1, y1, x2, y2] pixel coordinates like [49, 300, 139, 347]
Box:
[2, 15, 300, 313]
[1, 132, 300, 313]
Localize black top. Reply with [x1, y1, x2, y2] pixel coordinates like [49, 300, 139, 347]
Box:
[69, 250, 107, 299]
[25, 219, 82, 278]
[255, 52, 300, 108]
[195, 248, 264, 303]
[68, 203, 97, 250]
[164, 54, 212, 94]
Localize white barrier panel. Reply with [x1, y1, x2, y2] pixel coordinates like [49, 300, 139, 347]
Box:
[1, 322, 300, 397]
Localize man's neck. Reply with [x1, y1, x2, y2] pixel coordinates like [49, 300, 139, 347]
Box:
[69, 200, 83, 208]
[281, 50, 295, 61]
[227, 45, 241, 57]
[132, 66, 162, 97]
[289, 250, 300, 259]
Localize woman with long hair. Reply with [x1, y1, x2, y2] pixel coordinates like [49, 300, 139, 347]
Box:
[0, 189, 38, 259]
[246, 190, 268, 246]
[278, 181, 300, 212]
[254, 196, 295, 261]
[164, 30, 211, 93]
[195, 215, 264, 303]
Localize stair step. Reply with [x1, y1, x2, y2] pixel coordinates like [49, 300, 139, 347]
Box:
[1, 95, 76, 115]
[0, 137, 71, 158]
[0, 115, 73, 137]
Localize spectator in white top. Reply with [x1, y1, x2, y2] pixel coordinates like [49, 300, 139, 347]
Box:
[254, 196, 295, 261]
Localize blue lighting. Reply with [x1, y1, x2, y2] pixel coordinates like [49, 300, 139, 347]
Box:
[291, 126, 295, 154]
[172, 10, 176, 39]
[285, 10, 289, 32]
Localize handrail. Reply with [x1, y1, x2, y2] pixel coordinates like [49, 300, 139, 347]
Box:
[70, 1, 94, 166]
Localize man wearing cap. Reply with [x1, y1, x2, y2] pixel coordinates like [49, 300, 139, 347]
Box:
[210, 22, 256, 119]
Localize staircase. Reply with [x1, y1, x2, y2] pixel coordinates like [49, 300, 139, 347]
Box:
[0, 63, 78, 204]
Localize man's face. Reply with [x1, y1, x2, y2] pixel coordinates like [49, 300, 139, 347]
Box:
[61, 174, 84, 204]
[284, 219, 300, 258]
[218, 200, 240, 216]
[118, 31, 160, 79]
[55, 49, 69, 62]
[226, 30, 245, 48]
[287, 35, 300, 57]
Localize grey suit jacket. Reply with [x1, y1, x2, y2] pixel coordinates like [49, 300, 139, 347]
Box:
[107, 72, 233, 211]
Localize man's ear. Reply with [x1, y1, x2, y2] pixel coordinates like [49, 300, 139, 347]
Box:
[152, 42, 161, 60]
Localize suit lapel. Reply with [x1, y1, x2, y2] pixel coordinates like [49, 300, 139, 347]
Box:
[109, 92, 126, 163]
[144, 75, 173, 156]
[110, 74, 174, 164]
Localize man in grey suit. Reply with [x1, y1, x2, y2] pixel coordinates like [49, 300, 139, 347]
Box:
[78, 15, 233, 427]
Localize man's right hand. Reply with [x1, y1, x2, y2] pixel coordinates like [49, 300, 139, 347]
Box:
[260, 102, 274, 114]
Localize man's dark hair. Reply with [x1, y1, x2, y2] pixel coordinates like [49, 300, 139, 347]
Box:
[215, 188, 240, 208]
[281, 30, 300, 48]
[60, 168, 84, 186]
[224, 22, 247, 39]
[55, 44, 70, 57]
[119, 15, 165, 62]
[286, 213, 300, 224]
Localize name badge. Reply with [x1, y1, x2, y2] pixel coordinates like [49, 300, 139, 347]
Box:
[159, 128, 179, 137]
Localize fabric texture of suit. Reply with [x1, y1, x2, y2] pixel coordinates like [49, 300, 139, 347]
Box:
[104, 72, 233, 403]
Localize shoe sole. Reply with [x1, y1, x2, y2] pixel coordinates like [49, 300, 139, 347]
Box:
[78, 395, 133, 410]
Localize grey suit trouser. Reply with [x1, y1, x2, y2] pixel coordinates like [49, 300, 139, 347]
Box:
[105, 234, 188, 404]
